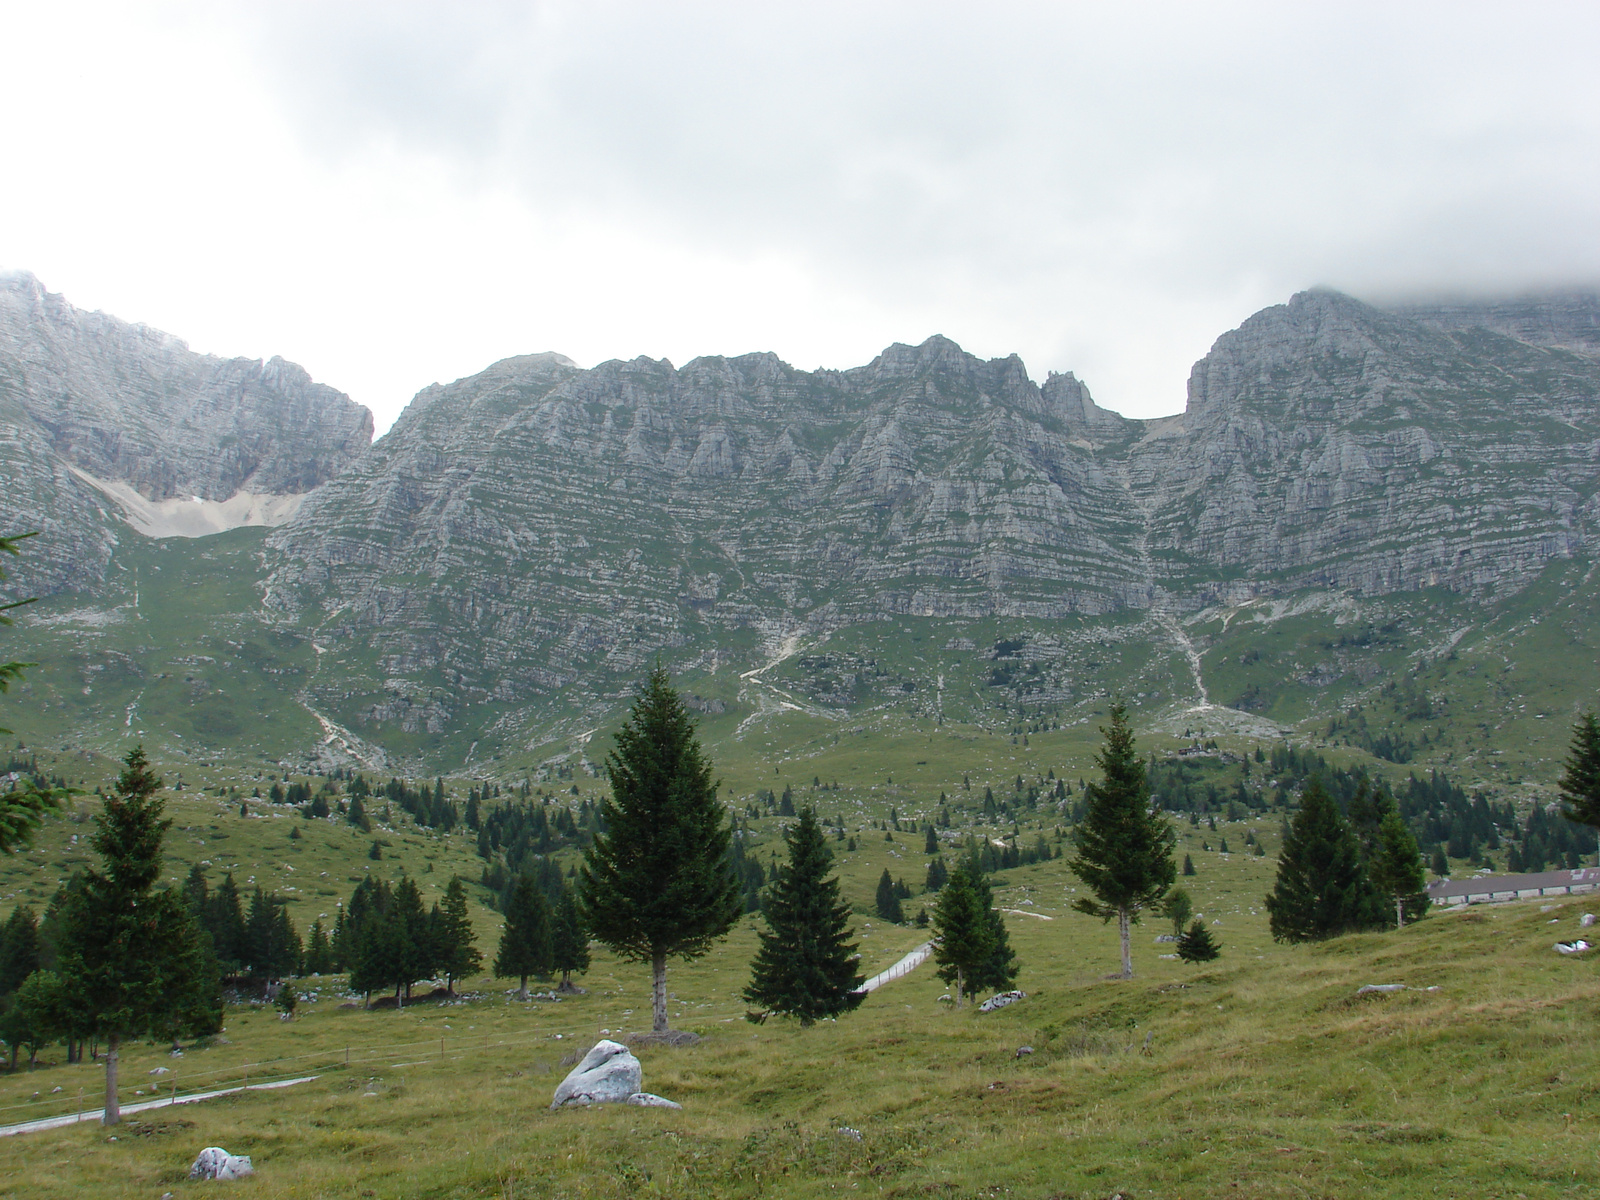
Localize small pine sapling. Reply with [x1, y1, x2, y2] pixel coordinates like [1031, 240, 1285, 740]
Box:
[1176, 919, 1220, 963]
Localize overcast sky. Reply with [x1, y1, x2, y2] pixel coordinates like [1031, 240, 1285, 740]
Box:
[4, 2, 1599, 434]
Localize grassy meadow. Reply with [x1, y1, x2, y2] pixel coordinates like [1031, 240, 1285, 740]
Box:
[0, 780, 1597, 1198]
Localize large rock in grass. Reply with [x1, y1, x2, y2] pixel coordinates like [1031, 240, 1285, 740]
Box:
[189, 1147, 254, 1180]
[551, 1040, 642, 1108]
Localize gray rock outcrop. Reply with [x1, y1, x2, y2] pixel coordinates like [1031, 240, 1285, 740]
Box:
[0, 271, 372, 594]
[550, 1039, 642, 1108]
[262, 288, 1600, 742]
[189, 1147, 254, 1180]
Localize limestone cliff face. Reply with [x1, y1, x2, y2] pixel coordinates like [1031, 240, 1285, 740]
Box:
[265, 290, 1600, 721]
[266, 336, 1147, 716]
[0, 272, 373, 594]
[1132, 290, 1600, 603]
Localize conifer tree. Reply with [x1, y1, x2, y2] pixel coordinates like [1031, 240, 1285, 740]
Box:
[874, 868, 905, 923]
[209, 872, 246, 972]
[0, 969, 64, 1067]
[1265, 777, 1382, 942]
[1176, 919, 1221, 963]
[1068, 704, 1175, 978]
[432, 877, 482, 993]
[1369, 811, 1430, 928]
[742, 807, 863, 1026]
[966, 868, 1019, 993]
[580, 666, 741, 1032]
[551, 888, 590, 991]
[494, 873, 552, 997]
[0, 906, 41, 999]
[1559, 712, 1600, 846]
[303, 918, 334, 975]
[391, 877, 429, 1000]
[924, 825, 938, 854]
[931, 866, 992, 1005]
[1163, 888, 1193, 937]
[56, 747, 220, 1123]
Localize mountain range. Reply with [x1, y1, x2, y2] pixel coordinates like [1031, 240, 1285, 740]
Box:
[2, 270, 1597, 784]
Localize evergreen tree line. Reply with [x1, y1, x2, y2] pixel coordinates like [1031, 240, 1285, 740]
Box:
[0, 750, 220, 1120]
[181, 867, 301, 979]
[1266, 777, 1429, 941]
[478, 852, 568, 914]
[327, 875, 484, 1005]
[474, 795, 602, 878]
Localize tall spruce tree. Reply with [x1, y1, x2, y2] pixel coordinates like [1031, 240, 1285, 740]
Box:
[0, 906, 41, 999]
[432, 877, 482, 993]
[56, 747, 220, 1123]
[1369, 811, 1430, 928]
[551, 888, 590, 991]
[391, 877, 429, 1001]
[580, 666, 741, 1032]
[494, 873, 552, 997]
[931, 865, 994, 1005]
[1068, 704, 1175, 978]
[966, 867, 1019, 994]
[874, 868, 905, 923]
[209, 872, 247, 972]
[1265, 777, 1382, 942]
[742, 807, 863, 1026]
[1558, 712, 1600, 857]
[303, 918, 335, 975]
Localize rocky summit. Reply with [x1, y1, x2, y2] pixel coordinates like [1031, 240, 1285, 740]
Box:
[0, 271, 372, 594]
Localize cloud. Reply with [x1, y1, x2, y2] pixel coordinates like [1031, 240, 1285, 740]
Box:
[3, 2, 1599, 431]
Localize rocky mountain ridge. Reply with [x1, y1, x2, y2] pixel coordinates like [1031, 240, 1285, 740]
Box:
[0, 271, 372, 593]
[260, 289, 1599, 732]
[4, 277, 1596, 755]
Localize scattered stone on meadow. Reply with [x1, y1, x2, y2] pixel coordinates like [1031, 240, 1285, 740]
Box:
[1581, 913, 1596, 928]
[551, 1040, 643, 1108]
[1153, 934, 1178, 943]
[978, 990, 1025, 1013]
[1554, 940, 1593, 955]
[1355, 984, 1406, 995]
[1015, 1046, 1034, 1058]
[837, 1127, 863, 1141]
[1158, 953, 1179, 960]
[626, 1092, 682, 1109]
[189, 1148, 254, 1181]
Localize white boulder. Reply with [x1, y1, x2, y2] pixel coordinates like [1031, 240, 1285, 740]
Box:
[978, 990, 1026, 1013]
[189, 1147, 254, 1181]
[551, 1039, 643, 1108]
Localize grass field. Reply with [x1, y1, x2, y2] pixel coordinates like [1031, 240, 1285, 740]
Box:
[0, 800, 1598, 1198]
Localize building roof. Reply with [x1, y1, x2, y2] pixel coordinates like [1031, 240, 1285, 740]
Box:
[1427, 866, 1600, 901]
